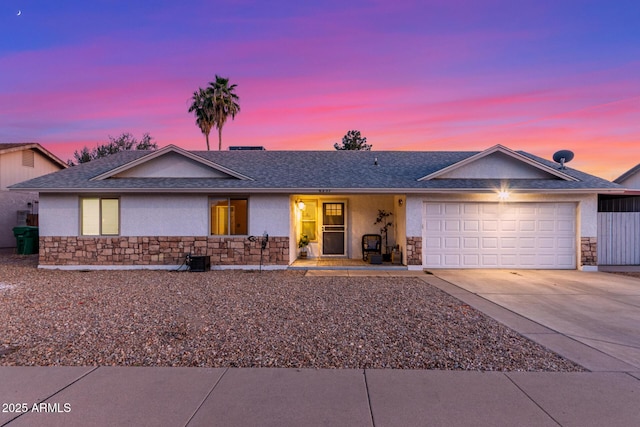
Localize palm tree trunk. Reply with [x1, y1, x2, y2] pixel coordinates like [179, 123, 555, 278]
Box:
[205, 133, 210, 151]
[218, 127, 223, 151]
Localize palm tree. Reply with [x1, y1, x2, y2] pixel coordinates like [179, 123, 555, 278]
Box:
[188, 87, 214, 150]
[208, 75, 240, 151]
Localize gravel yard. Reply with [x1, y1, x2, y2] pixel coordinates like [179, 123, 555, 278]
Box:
[0, 253, 584, 371]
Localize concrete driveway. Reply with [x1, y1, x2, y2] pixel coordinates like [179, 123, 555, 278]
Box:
[431, 270, 640, 371]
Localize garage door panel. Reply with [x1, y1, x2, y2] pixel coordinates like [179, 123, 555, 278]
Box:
[482, 237, 498, 248]
[463, 237, 479, 249]
[444, 237, 460, 249]
[519, 220, 536, 231]
[444, 254, 460, 266]
[519, 237, 535, 249]
[445, 220, 460, 231]
[557, 220, 575, 232]
[501, 237, 517, 249]
[424, 202, 576, 269]
[425, 237, 442, 249]
[463, 254, 480, 266]
[539, 220, 555, 232]
[482, 220, 498, 231]
[481, 254, 499, 266]
[538, 237, 555, 249]
[501, 220, 517, 231]
[464, 220, 479, 231]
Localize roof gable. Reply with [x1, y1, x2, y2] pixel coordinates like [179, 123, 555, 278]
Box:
[91, 145, 253, 181]
[0, 142, 67, 169]
[614, 163, 640, 188]
[418, 145, 578, 182]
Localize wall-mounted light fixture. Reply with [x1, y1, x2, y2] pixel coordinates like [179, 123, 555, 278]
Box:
[497, 190, 510, 200]
[398, 199, 404, 207]
[296, 200, 306, 210]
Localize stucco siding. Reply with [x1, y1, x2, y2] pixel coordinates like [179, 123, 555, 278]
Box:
[38, 194, 79, 236]
[249, 194, 290, 236]
[121, 194, 208, 236]
[438, 152, 552, 179]
[619, 173, 640, 190]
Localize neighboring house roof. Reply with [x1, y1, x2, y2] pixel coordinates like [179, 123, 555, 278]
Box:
[9, 144, 622, 194]
[614, 163, 640, 185]
[0, 142, 68, 169]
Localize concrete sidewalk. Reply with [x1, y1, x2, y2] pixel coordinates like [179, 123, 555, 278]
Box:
[2, 367, 640, 426]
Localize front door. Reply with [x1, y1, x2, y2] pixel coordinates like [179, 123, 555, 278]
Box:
[322, 202, 346, 255]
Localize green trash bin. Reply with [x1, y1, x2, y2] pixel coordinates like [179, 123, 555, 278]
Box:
[13, 226, 39, 255]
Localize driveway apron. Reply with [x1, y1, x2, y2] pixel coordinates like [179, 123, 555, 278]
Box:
[431, 270, 640, 370]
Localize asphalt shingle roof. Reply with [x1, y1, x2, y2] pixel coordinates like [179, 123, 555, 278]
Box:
[9, 149, 621, 193]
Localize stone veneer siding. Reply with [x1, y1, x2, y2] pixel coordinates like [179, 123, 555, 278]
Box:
[406, 236, 422, 266]
[39, 236, 289, 266]
[581, 236, 597, 267]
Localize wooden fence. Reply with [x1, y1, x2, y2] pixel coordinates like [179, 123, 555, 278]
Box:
[597, 212, 640, 265]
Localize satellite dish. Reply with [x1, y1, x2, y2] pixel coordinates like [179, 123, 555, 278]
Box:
[553, 150, 574, 169]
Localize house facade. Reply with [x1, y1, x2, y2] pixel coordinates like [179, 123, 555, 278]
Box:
[0, 143, 67, 248]
[10, 144, 622, 270]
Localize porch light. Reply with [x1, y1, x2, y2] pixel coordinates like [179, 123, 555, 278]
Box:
[296, 200, 306, 210]
[497, 190, 510, 200]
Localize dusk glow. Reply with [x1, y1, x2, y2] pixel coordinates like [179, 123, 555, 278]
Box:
[1, 1, 639, 179]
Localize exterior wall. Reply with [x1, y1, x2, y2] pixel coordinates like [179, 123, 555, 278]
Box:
[0, 149, 62, 190]
[115, 152, 229, 178]
[39, 193, 290, 238]
[39, 236, 289, 267]
[121, 195, 208, 236]
[38, 194, 79, 236]
[0, 191, 38, 248]
[406, 236, 422, 265]
[581, 237, 597, 266]
[619, 173, 640, 189]
[38, 193, 291, 267]
[348, 195, 396, 259]
[407, 192, 598, 269]
[249, 194, 290, 236]
[439, 153, 551, 179]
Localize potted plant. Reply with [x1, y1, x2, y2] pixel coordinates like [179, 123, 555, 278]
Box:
[298, 234, 310, 258]
[374, 209, 393, 261]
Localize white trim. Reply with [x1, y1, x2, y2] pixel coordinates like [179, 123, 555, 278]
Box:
[417, 145, 579, 182]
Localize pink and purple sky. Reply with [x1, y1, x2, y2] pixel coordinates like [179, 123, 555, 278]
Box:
[2, 0, 639, 179]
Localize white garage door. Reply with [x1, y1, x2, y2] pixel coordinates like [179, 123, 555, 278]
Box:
[423, 202, 576, 269]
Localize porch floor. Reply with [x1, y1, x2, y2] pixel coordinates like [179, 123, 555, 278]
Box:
[289, 258, 407, 271]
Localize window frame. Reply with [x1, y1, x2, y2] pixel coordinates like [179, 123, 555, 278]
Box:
[300, 199, 318, 242]
[79, 196, 121, 236]
[209, 196, 249, 236]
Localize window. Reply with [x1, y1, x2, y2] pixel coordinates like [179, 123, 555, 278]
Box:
[81, 198, 119, 235]
[300, 200, 317, 241]
[210, 198, 248, 235]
